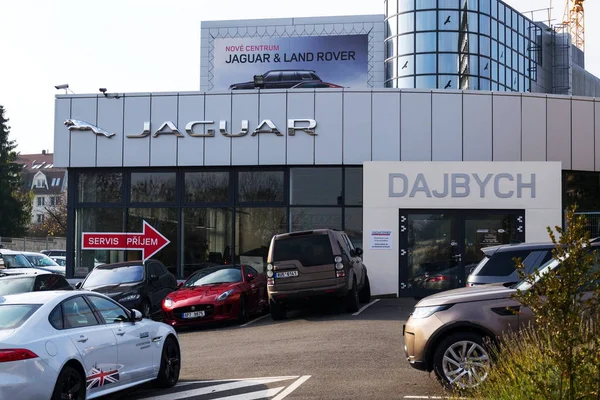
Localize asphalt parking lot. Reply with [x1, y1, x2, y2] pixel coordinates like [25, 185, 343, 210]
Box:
[102, 298, 446, 400]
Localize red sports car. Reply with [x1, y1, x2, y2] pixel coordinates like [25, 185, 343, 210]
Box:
[162, 264, 267, 327]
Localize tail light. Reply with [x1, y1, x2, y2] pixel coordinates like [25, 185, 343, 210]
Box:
[336, 270, 345, 278]
[0, 349, 38, 363]
[267, 278, 274, 285]
[426, 276, 449, 283]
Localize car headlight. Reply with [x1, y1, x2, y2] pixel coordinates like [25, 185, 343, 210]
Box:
[119, 293, 141, 302]
[164, 298, 173, 308]
[411, 305, 452, 319]
[216, 289, 235, 301]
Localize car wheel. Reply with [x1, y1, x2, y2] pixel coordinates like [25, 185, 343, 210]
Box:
[238, 294, 249, 323]
[345, 279, 360, 313]
[358, 275, 371, 303]
[433, 332, 491, 390]
[51, 364, 85, 400]
[154, 336, 181, 388]
[270, 299, 286, 320]
[141, 300, 151, 318]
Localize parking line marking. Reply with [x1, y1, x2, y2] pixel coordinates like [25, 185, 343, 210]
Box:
[240, 313, 271, 327]
[353, 299, 380, 316]
[213, 386, 284, 399]
[271, 375, 311, 400]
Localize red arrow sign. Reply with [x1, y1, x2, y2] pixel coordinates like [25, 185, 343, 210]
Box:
[82, 220, 170, 261]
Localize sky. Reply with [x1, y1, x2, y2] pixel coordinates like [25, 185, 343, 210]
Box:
[1, 0, 599, 154]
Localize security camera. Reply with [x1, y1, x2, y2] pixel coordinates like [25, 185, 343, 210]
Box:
[99, 88, 107, 93]
[55, 84, 69, 90]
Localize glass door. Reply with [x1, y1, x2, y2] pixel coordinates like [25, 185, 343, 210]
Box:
[399, 209, 524, 298]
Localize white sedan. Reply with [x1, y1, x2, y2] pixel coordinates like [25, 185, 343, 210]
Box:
[0, 290, 181, 400]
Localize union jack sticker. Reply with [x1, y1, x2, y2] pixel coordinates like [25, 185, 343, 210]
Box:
[86, 364, 122, 389]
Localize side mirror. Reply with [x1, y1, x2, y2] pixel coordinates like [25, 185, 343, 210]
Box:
[75, 281, 82, 289]
[177, 282, 183, 288]
[246, 273, 255, 281]
[355, 248, 363, 257]
[131, 309, 143, 322]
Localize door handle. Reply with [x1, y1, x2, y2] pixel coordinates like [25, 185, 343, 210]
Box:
[116, 330, 126, 336]
[77, 335, 88, 343]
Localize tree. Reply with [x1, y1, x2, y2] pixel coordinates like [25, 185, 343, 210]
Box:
[0, 105, 30, 236]
[30, 193, 67, 237]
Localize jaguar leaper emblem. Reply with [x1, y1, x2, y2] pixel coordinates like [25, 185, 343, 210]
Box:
[64, 119, 115, 138]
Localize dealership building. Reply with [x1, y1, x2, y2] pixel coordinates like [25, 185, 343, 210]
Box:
[55, 0, 600, 298]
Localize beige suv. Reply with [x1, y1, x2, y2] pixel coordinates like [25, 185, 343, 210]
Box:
[266, 229, 370, 320]
[404, 279, 540, 388]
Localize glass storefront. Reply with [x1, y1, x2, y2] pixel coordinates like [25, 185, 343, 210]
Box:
[72, 167, 363, 278]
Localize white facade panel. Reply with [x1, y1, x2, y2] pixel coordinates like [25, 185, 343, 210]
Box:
[177, 94, 205, 166]
[314, 91, 343, 165]
[571, 99, 595, 171]
[70, 98, 98, 167]
[521, 96, 547, 161]
[204, 94, 232, 166]
[547, 98, 572, 169]
[372, 92, 400, 161]
[287, 92, 315, 165]
[150, 95, 179, 167]
[258, 93, 287, 165]
[97, 97, 124, 167]
[53, 99, 71, 168]
[492, 94, 521, 161]
[463, 94, 492, 161]
[123, 96, 151, 167]
[401, 91, 432, 161]
[231, 93, 259, 166]
[432, 92, 462, 161]
[343, 92, 372, 164]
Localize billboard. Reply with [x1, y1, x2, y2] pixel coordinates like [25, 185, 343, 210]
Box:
[212, 35, 368, 91]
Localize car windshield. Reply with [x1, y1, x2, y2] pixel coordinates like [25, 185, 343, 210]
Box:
[24, 254, 59, 267]
[83, 265, 144, 287]
[52, 257, 66, 266]
[184, 267, 242, 287]
[1, 254, 33, 268]
[0, 304, 41, 329]
[0, 277, 35, 295]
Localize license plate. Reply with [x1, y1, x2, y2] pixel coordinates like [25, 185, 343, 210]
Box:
[275, 270, 299, 278]
[182, 311, 205, 319]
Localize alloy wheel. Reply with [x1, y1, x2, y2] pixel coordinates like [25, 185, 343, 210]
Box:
[442, 340, 490, 389]
[60, 369, 83, 400]
[164, 341, 181, 384]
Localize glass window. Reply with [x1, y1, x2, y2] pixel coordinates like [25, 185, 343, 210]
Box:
[498, 3, 505, 23]
[439, 0, 459, 8]
[272, 235, 334, 267]
[505, 27, 512, 47]
[491, 0, 497, 18]
[480, 78, 491, 90]
[78, 172, 122, 203]
[397, 76, 415, 88]
[439, 32, 459, 52]
[480, 36, 491, 57]
[416, 11, 436, 31]
[439, 10, 459, 30]
[82, 264, 144, 287]
[345, 208, 363, 249]
[480, 58, 491, 77]
[236, 208, 287, 273]
[416, 54, 436, 74]
[290, 168, 342, 206]
[398, 55, 414, 76]
[75, 208, 124, 277]
[492, 39, 498, 60]
[492, 20, 498, 39]
[469, 55, 479, 74]
[131, 172, 176, 203]
[388, 16, 398, 38]
[398, 0, 414, 13]
[184, 266, 242, 287]
[480, 15, 491, 36]
[182, 208, 232, 277]
[238, 171, 284, 203]
[492, 60, 498, 82]
[62, 296, 98, 329]
[398, 33, 414, 55]
[345, 168, 363, 206]
[480, 0, 491, 14]
[468, 33, 478, 53]
[291, 208, 342, 231]
[416, 0, 436, 9]
[416, 32, 436, 52]
[87, 296, 129, 324]
[467, 0, 478, 11]
[397, 13, 414, 34]
[467, 12, 478, 32]
[512, 11, 519, 31]
[127, 208, 178, 272]
[49, 306, 63, 330]
[439, 53, 459, 74]
[185, 172, 229, 203]
[0, 304, 41, 329]
[439, 75, 459, 89]
[416, 75, 437, 89]
[387, 0, 398, 16]
[499, 65, 506, 84]
[34, 275, 71, 291]
[0, 277, 34, 296]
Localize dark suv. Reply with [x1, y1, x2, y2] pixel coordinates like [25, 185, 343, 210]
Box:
[229, 70, 324, 90]
[266, 229, 370, 320]
[466, 242, 555, 287]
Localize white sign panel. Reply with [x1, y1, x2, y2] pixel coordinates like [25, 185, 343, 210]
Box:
[370, 230, 393, 250]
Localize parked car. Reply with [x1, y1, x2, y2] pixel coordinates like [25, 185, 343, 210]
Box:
[40, 249, 66, 257]
[162, 264, 267, 327]
[0, 291, 180, 400]
[466, 242, 555, 287]
[21, 251, 66, 275]
[402, 241, 600, 389]
[0, 272, 72, 296]
[76, 259, 178, 318]
[0, 249, 48, 276]
[50, 255, 103, 269]
[229, 70, 325, 90]
[266, 229, 370, 320]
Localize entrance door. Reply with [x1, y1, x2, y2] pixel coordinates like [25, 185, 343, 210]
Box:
[399, 209, 524, 298]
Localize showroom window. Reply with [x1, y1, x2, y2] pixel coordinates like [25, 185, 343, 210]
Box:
[290, 168, 342, 205]
[78, 172, 122, 203]
[131, 172, 176, 203]
[185, 171, 230, 203]
[237, 171, 284, 203]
